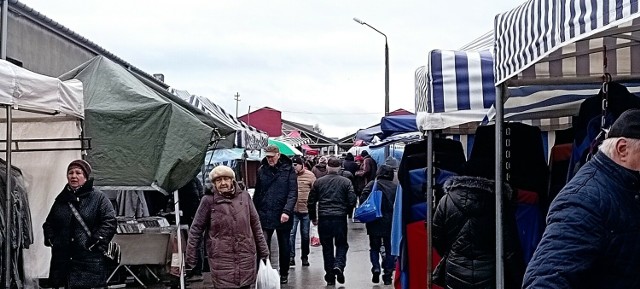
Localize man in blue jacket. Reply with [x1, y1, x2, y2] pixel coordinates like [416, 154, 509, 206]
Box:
[523, 109, 640, 288]
[253, 145, 298, 284]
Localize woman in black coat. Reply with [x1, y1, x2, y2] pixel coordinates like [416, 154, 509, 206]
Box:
[432, 176, 524, 289]
[360, 165, 397, 285]
[43, 160, 117, 288]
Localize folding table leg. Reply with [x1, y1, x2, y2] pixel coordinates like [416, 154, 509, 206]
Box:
[106, 265, 122, 283]
[123, 265, 147, 288]
[143, 265, 161, 282]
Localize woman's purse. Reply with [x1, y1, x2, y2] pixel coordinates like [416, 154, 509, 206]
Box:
[68, 203, 121, 264]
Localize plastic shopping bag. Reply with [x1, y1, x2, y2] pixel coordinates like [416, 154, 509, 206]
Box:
[310, 224, 321, 247]
[255, 259, 280, 289]
[354, 179, 383, 223]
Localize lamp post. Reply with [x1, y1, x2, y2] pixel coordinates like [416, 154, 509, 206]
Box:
[353, 17, 389, 158]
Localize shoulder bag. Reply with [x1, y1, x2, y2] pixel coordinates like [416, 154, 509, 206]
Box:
[354, 179, 383, 223]
[67, 203, 121, 264]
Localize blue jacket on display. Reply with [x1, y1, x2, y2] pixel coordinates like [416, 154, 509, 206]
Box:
[523, 151, 640, 289]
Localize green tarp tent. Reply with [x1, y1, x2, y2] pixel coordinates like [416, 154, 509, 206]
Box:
[60, 56, 233, 193]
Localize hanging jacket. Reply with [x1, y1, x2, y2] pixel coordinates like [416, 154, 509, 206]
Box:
[253, 155, 298, 230]
[43, 179, 117, 288]
[432, 176, 524, 289]
[186, 182, 269, 288]
[523, 151, 640, 289]
[360, 165, 397, 237]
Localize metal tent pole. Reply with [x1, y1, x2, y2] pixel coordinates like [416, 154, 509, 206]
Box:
[495, 84, 506, 289]
[2, 2, 9, 285]
[173, 190, 185, 289]
[425, 131, 434, 289]
[4, 106, 11, 289]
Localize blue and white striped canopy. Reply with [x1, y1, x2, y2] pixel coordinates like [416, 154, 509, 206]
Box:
[416, 49, 497, 132]
[494, 0, 640, 85]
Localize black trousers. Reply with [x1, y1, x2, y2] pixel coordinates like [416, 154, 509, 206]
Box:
[318, 216, 349, 277]
[263, 227, 291, 276]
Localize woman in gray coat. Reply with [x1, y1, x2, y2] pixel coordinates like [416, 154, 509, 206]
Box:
[186, 165, 270, 289]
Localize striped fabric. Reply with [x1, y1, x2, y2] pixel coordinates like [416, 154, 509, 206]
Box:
[273, 136, 311, 147]
[170, 89, 268, 150]
[414, 66, 428, 113]
[494, 0, 640, 85]
[417, 49, 496, 131]
[188, 95, 269, 150]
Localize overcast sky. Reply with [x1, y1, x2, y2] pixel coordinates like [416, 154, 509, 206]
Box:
[21, 0, 520, 138]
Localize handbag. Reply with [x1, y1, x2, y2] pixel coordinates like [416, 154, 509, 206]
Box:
[354, 179, 383, 223]
[67, 203, 121, 264]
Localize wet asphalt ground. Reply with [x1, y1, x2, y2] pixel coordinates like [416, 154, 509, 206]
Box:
[183, 221, 396, 289]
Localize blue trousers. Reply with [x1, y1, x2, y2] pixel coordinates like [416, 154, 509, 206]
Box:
[289, 212, 310, 259]
[369, 235, 395, 276]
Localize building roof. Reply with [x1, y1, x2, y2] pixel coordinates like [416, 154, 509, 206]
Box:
[10, 0, 168, 88]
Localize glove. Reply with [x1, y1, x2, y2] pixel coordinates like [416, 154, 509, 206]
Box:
[88, 236, 106, 253]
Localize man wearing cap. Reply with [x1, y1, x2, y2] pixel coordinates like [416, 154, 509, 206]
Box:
[308, 157, 357, 286]
[253, 145, 298, 284]
[523, 109, 640, 288]
[288, 155, 316, 267]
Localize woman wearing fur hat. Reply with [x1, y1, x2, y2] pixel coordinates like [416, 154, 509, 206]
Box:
[186, 165, 270, 289]
[43, 159, 117, 288]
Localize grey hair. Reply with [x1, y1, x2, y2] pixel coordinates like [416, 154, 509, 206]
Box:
[599, 137, 640, 158]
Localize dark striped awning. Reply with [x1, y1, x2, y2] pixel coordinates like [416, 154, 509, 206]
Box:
[494, 0, 640, 85]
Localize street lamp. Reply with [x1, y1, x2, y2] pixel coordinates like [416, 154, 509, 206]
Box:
[354, 17, 390, 159]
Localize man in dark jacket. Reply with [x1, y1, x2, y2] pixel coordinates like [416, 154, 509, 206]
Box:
[308, 157, 357, 286]
[253, 145, 298, 284]
[360, 165, 397, 285]
[523, 109, 640, 289]
[356, 150, 377, 185]
[342, 153, 359, 176]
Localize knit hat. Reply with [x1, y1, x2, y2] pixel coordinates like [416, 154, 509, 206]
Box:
[361, 150, 370, 157]
[67, 159, 91, 178]
[319, 156, 328, 164]
[607, 109, 640, 139]
[345, 152, 354, 161]
[209, 165, 235, 181]
[355, 155, 364, 162]
[291, 155, 304, 166]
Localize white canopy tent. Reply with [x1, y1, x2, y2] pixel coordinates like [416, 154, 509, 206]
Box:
[0, 59, 85, 289]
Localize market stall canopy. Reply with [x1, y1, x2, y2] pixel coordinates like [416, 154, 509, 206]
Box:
[416, 46, 640, 132]
[59, 56, 215, 194]
[494, 0, 640, 86]
[268, 138, 302, 156]
[354, 125, 382, 143]
[274, 130, 311, 147]
[171, 90, 268, 150]
[0, 59, 85, 284]
[370, 132, 422, 149]
[380, 114, 418, 138]
[0, 58, 83, 118]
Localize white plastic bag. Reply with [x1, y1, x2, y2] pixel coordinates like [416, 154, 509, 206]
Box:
[310, 224, 321, 247]
[255, 259, 280, 289]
